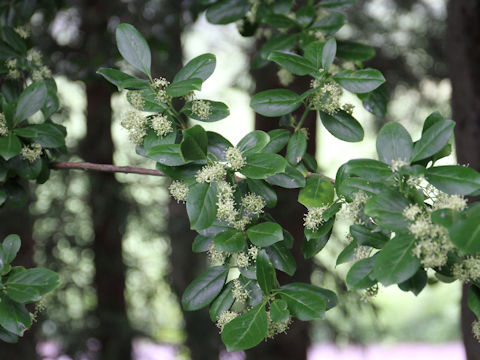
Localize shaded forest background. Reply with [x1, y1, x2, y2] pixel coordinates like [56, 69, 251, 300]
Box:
[1, 0, 479, 359]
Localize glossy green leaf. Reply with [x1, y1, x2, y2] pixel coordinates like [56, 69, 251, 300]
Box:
[250, 89, 301, 117]
[2, 235, 20, 265]
[376, 122, 413, 165]
[166, 78, 202, 97]
[115, 23, 151, 76]
[364, 190, 411, 233]
[181, 266, 228, 311]
[270, 299, 290, 322]
[247, 222, 283, 247]
[268, 51, 316, 76]
[180, 125, 208, 161]
[343, 159, 392, 181]
[319, 110, 364, 142]
[286, 131, 307, 165]
[20, 123, 66, 148]
[411, 120, 455, 162]
[262, 13, 297, 29]
[350, 225, 388, 249]
[448, 216, 480, 254]
[303, 41, 324, 69]
[146, 144, 186, 166]
[96, 68, 149, 90]
[192, 235, 213, 253]
[15, 82, 47, 124]
[358, 84, 388, 117]
[298, 174, 334, 208]
[302, 229, 332, 259]
[206, 0, 250, 24]
[207, 131, 233, 161]
[221, 303, 268, 351]
[209, 281, 234, 321]
[336, 240, 357, 266]
[263, 129, 290, 154]
[240, 153, 287, 179]
[259, 34, 298, 61]
[336, 40, 375, 61]
[246, 179, 277, 208]
[322, 38, 336, 70]
[5, 268, 60, 303]
[174, 53, 216, 82]
[425, 165, 480, 196]
[304, 217, 335, 241]
[256, 250, 277, 295]
[320, 0, 357, 9]
[214, 229, 245, 253]
[265, 242, 296, 276]
[374, 233, 420, 286]
[266, 163, 306, 189]
[311, 12, 345, 35]
[333, 69, 385, 94]
[346, 256, 377, 290]
[279, 283, 327, 320]
[186, 183, 218, 230]
[0, 134, 21, 161]
[183, 100, 230, 122]
[0, 294, 31, 336]
[237, 130, 270, 156]
[398, 268, 427, 296]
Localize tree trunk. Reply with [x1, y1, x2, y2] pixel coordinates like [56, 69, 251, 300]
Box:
[447, 1, 480, 359]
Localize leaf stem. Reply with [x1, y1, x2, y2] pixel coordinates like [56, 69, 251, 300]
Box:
[295, 107, 310, 131]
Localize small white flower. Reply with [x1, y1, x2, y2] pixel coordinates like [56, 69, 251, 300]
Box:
[403, 204, 422, 221]
[191, 100, 211, 120]
[121, 111, 147, 144]
[473, 321, 480, 342]
[127, 91, 145, 110]
[232, 279, 249, 302]
[150, 115, 173, 137]
[304, 206, 328, 231]
[14, 25, 30, 39]
[225, 147, 246, 171]
[277, 68, 294, 87]
[241, 193, 266, 217]
[168, 181, 189, 203]
[195, 162, 226, 183]
[390, 159, 408, 172]
[216, 311, 238, 332]
[236, 252, 250, 268]
[0, 113, 8, 137]
[21, 143, 42, 163]
[207, 245, 227, 265]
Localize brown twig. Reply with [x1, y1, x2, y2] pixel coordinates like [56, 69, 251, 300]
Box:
[50, 161, 165, 177]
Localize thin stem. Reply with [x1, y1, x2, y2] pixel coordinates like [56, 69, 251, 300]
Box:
[295, 107, 310, 131]
[50, 161, 165, 177]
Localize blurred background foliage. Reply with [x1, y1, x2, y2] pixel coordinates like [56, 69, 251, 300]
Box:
[0, 0, 471, 359]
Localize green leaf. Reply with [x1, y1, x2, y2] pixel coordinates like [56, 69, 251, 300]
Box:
[209, 281, 234, 321]
[15, 82, 47, 124]
[376, 122, 413, 165]
[1, 27, 27, 53]
[183, 100, 230, 122]
[279, 283, 327, 320]
[337, 177, 385, 199]
[0, 326, 18, 343]
[256, 250, 277, 295]
[174, 53, 216, 82]
[250, 89, 301, 117]
[207, 132, 233, 161]
[180, 125, 208, 161]
[5, 268, 60, 303]
[214, 229, 245, 253]
[467, 285, 480, 319]
[20, 123, 66, 148]
[346, 256, 377, 290]
[262, 13, 297, 29]
[350, 225, 388, 249]
[96, 68, 149, 90]
[311, 12, 345, 36]
[268, 51, 316, 76]
[266, 163, 306, 189]
[358, 84, 388, 117]
[425, 165, 480, 196]
[304, 217, 334, 241]
[430, 209, 461, 228]
[259, 33, 298, 61]
[270, 299, 290, 322]
[373, 233, 420, 286]
[320, 0, 357, 9]
[411, 120, 455, 162]
[398, 268, 427, 296]
[181, 266, 228, 311]
[240, 153, 287, 179]
[333, 69, 385, 94]
[0, 134, 21, 161]
[364, 190, 411, 233]
[298, 174, 334, 208]
[237, 130, 270, 156]
[336, 240, 357, 266]
[206, 0, 250, 24]
[2, 234, 20, 264]
[0, 294, 31, 336]
[247, 222, 283, 247]
[302, 229, 332, 259]
[115, 23, 151, 76]
[146, 144, 186, 166]
[166, 78, 202, 97]
[192, 235, 213, 253]
[186, 183, 218, 230]
[286, 131, 307, 165]
[221, 303, 268, 351]
[139, 88, 169, 112]
[322, 38, 337, 70]
[336, 40, 375, 61]
[448, 216, 480, 254]
[303, 41, 324, 69]
[246, 179, 277, 208]
[265, 242, 296, 276]
[263, 129, 290, 154]
[319, 110, 364, 142]
[343, 159, 392, 181]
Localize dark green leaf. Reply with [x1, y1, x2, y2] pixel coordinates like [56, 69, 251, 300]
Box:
[115, 23, 151, 76]
[206, 0, 250, 24]
[256, 250, 277, 295]
[336, 240, 357, 266]
[0, 294, 31, 336]
[166, 78, 202, 97]
[320, 0, 357, 9]
[425, 165, 480, 196]
[20, 123, 66, 148]
[364, 190, 411, 233]
[298, 174, 334, 208]
[336, 40, 375, 61]
[268, 51, 316, 76]
[358, 84, 388, 117]
[411, 120, 455, 162]
[376, 122, 413, 165]
[192, 235, 213, 253]
[346, 256, 377, 290]
[311, 12, 345, 35]
[181, 266, 228, 311]
[240, 153, 287, 179]
[174, 53, 216, 82]
[5, 268, 60, 303]
[214, 229, 245, 253]
[398, 268, 427, 296]
[183, 100, 230, 122]
[265, 242, 296, 276]
[333, 69, 385, 94]
[322, 38, 336, 70]
[266, 162, 306, 188]
[449, 216, 480, 254]
[186, 183, 218, 230]
[207, 131, 233, 161]
[250, 89, 301, 117]
[270, 299, 289, 322]
[247, 222, 283, 247]
[343, 159, 392, 181]
[263, 129, 290, 154]
[286, 131, 307, 165]
[319, 110, 364, 142]
[279, 283, 327, 320]
[302, 229, 332, 259]
[467, 285, 480, 319]
[246, 179, 277, 208]
[0, 134, 21, 161]
[209, 281, 234, 321]
[237, 130, 270, 156]
[303, 41, 323, 69]
[15, 82, 47, 124]
[96, 68, 149, 90]
[180, 125, 208, 161]
[350, 225, 388, 249]
[146, 144, 186, 166]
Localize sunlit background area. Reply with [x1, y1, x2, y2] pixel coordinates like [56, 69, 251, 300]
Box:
[4, 0, 471, 359]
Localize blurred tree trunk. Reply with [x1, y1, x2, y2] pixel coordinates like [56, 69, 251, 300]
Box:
[0, 199, 38, 359]
[163, 2, 223, 359]
[78, 2, 132, 359]
[245, 62, 315, 360]
[447, 1, 480, 360]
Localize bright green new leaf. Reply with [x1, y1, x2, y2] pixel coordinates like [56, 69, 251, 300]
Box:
[15, 82, 47, 124]
[279, 283, 327, 320]
[250, 89, 301, 117]
[425, 165, 480, 195]
[256, 250, 277, 295]
[180, 125, 208, 161]
[240, 153, 287, 179]
[247, 222, 283, 247]
[173, 53, 216, 82]
[376, 122, 413, 165]
[319, 110, 364, 142]
[5, 268, 60, 303]
[237, 130, 270, 156]
[214, 229, 245, 253]
[115, 24, 151, 76]
[267, 51, 317, 76]
[221, 303, 268, 351]
[333, 68, 385, 94]
[181, 266, 228, 311]
[298, 174, 334, 208]
[186, 183, 218, 230]
[411, 120, 455, 162]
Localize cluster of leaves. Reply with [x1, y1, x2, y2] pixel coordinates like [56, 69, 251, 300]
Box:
[0, 234, 60, 343]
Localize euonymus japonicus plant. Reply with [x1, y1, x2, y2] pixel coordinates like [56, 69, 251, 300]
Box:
[1, 0, 480, 351]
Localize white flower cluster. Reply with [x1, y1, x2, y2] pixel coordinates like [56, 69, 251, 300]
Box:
[473, 321, 480, 342]
[235, 246, 259, 268]
[195, 162, 226, 183]
[216, 310, 239, 332]
[432, 192, 467, 212]
[121, 111, 147, 144]
[0, 113, 8, 136]
[241, 193, 266, 217]
[354, 246, 371, 260]
[21, 143, 42, 163]
[390, 159, 408, 172]
[27, 49, 43, 66]
[168, 180, 189, 203]
[150, 115, 173, 137]
[152, 77, 171, 104]
[303, 205, 328, 231]
[127, 91, 145, 110]
[308, 81, 343, 115]
[225, 147, 246, 171]
[232, 279, 249, 302]
[266, 311, 291, 339]
[15, 25, 30, 39]
[31, 66, 52, 82]
[207, 244, 227, 265]
[6, 58, 20, 80]
[277, 68, 294, 87]
[339, 191, 369, 224]
[452, 257, 480, 282]
[191, 100, 211, 120]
